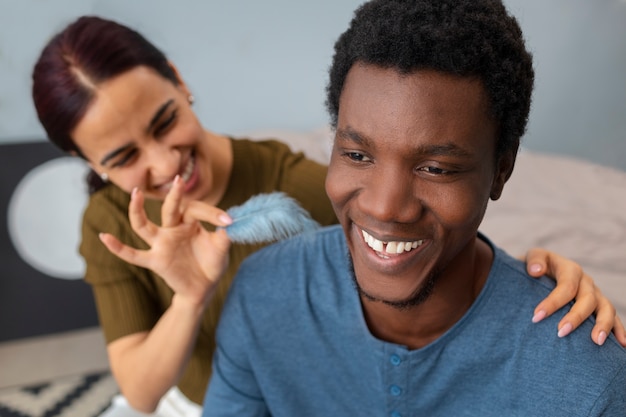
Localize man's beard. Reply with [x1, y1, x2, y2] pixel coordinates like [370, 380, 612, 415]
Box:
[347, 253, 438, 310]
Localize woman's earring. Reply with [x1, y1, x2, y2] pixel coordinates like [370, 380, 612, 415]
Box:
[100, 172, 109, 182]
[188, 95, 195, 105]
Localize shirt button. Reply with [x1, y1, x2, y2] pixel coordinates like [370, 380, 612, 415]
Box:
[390, 354, 401, 366]
[389, 385, 402, 396]
[391, 411, 402, 417]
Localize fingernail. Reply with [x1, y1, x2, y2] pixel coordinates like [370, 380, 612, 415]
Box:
[219, 214, 233, 225]
[532, 310, 546, 323]
[597, 331, 607, 346]
[174, 175, 181, 185]
[529, 263, 542, 274]
[558, 322, 573, 338]
[131, 187, 138, 199]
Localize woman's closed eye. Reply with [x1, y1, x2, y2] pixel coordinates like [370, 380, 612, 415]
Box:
[111, 148, 139, 168]
[153, 109, 178, 137]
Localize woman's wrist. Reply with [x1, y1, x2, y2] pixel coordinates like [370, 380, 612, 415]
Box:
[171, 288, 214, 316]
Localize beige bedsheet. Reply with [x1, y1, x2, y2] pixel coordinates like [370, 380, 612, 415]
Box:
[241, 127, 626, 318]
[481, 148, 626, 318]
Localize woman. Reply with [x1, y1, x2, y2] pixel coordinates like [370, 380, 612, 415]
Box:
[31, 15, 624, 416]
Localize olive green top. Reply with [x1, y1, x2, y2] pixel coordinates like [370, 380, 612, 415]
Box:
[79, 138, 337, 404]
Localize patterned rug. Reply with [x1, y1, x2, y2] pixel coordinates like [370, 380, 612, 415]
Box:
[0, 371, 118, 417]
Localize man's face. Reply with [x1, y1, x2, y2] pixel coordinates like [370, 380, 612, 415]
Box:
[326, 64, 510, 307]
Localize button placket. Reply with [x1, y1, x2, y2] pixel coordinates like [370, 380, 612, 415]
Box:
[384, 346, 407, 417]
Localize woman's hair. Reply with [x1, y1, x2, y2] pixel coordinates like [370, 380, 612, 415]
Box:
[325, 0, 534, 159]
[32, 15, 179, 193]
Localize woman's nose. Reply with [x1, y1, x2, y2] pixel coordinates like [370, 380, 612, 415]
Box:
[146, 145, 181, 180]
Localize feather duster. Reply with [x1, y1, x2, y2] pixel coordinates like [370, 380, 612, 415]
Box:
[222, 192, 320, 244]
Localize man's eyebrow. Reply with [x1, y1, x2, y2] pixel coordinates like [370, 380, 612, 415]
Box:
[335, 127, 371, 146]
[336, 127, 473, 158]
[415, 143, 474, 158]
[100, 143, 134, 166]
[146, 99, 175, 134]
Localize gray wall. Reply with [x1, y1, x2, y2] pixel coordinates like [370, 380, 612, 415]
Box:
[1, 0, 625, 171]
[506, 0, 626, 172]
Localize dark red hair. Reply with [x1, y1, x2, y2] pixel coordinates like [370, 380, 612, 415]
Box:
[32, 15, 179, 193]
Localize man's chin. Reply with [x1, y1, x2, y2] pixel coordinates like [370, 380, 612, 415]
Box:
[349, 260, 439, 310]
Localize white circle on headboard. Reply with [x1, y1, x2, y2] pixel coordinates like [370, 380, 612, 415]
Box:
[7, 157, 89, 280]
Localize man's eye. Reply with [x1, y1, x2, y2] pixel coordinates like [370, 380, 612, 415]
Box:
[345, 152, 370, 162]
[419, 166, 450, 175]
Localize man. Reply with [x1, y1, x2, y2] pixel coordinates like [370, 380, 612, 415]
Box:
[201, 0, 626, 415]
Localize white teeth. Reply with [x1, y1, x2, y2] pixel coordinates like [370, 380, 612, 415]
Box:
[161, 157, 195, 191]
[361, 230, 424, 255]
[181, 157, 195, 182]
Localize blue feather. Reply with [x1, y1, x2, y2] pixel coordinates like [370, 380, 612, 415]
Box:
[222, 192, 320, 244]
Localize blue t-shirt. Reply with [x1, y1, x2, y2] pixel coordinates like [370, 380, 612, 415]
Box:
[203, 225, 626, 417]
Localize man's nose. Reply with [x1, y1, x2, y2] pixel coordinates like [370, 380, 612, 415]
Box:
[359, 167, 422, 224]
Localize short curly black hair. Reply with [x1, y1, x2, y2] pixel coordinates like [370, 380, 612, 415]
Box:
[326, 0, 534, 157]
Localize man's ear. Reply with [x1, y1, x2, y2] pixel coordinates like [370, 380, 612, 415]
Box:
[490, 150, 516, 201]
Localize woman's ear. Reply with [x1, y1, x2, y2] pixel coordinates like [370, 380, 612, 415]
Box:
[168, 61, 191, 97]
[490, 150, 516, 201]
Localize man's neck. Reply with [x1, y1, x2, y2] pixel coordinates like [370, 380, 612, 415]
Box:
[361, 237, 493, 350]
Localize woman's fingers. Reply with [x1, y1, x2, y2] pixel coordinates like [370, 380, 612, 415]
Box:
[161, 176, 185, 227]
[554, 275, 595, 338]
[613, 315, 626, 348]
[526, 248, 626, 346]
[523, 247, 549, 277]
[128, 188, 159, 244]
[528, 249, 584, 321]
[589, 292, 617, 345]
[99, 232, 150, 269]
[183, 200, 232, 227]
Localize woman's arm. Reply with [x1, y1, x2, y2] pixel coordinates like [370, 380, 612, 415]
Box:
[105, 295, 207, 412]
[99, 177, 232, 412]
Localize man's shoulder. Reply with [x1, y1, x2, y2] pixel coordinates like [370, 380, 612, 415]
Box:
[489, 245, 561, 302]
[446, 244, 626, 414]
[231, 225, 346, 297]
[240, 225, 344, 269]
[217, 225, 352, 346]
[482, 244, 626, 373]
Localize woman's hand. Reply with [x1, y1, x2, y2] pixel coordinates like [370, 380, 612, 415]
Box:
[99, 176, 232, 307]
[524, 248, 626, 347]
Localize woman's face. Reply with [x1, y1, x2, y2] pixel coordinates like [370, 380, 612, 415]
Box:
[72, 66, 215, 202]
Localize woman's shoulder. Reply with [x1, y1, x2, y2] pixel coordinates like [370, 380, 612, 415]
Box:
[85, 184, 129, 214]
[230, 136, 295, 161]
